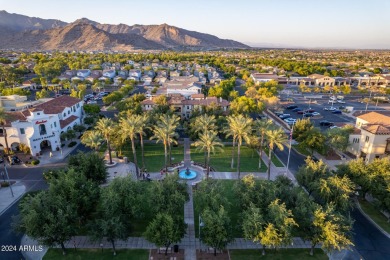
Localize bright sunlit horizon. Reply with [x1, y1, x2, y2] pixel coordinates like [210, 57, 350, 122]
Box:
[1, 0, 390, 49]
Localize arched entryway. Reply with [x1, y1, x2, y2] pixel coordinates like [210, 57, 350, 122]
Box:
[40, 140, 51, 151]
[10, 142, 20, 152]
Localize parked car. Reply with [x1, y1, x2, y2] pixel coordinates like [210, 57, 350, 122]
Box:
[297, 111, 304, 114]
[330, 125, 339, 129]
[337, 100, 345, 104]
[279, 114, 291, 119]
[8, 155, 21, 165]
[274, 112, 283, 116]
[286, 105, 298, 109]
[292, 108, 302, 112]
[305, 109, 315, 113]
[332, 110, 342, 114]
[320, 120, 334, 126]
[312, 112, 320, 116]
[304, 113, 313, 117]
[339, 106, 346, 109]
[87, 100, 97, 104]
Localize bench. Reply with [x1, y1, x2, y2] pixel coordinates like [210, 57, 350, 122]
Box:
[158, 247, 172, 254]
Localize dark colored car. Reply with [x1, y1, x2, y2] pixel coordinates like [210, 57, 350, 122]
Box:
[339, 106, 346, 109]
[320, 120, 334, 126]
[297, 110, 304, 114]
[279, 115, 291, 120]
[305, 109, 315, 113]
[275, 112, 283, 116]
[292, 108, 302, 112]
[286, 105, 298, 109]
[8, 155, 21, 165]
[332, 110, 342, 114]
[304, 113, 313, 117]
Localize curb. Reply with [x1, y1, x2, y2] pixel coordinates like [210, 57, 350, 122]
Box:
[355, 198, 390, 239]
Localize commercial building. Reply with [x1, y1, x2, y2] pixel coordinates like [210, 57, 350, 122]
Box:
[348, 111, 390, 163]
[0, 96, 83, 156]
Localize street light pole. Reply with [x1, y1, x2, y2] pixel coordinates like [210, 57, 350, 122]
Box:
[286, 125, 293, 177]
[4, 161, 14, 197]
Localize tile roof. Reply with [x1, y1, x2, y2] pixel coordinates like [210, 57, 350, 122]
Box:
[33, 96, 81, 115]
[60, 115, 79, 129]
[361, 124, 390, 135]
[356, 111, 390, 125]
[4, 112, 28, 127]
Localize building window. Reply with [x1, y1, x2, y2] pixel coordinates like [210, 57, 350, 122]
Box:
[20, 128, 25, 134]
[63, 113, 66, 117]
[37, 113, 40, 115]
[39, 124, 47, 136]
[68, 110, 70, 115]
[54, 122, 57, 128]
[365, 136, 369, 143]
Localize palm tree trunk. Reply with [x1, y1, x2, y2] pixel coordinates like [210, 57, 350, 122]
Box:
[131, 138, 139, 177]
[237, 142, 241, 179]
[267, 146, 272, 180]
[231, 138, 235, 169]
[259, 133, 264, 169]
[61, 242, 66, 255]
[107, 139, 113, 164]
[207, 150, 211, 179]
[204, 149, 207, 166]
[168, 142, 172, 165]
[111, 239, 116, 256]
[262, 245, 266, 255]
[2, 126, 9, 154]
[164, 141, 168, 173]
[310, 244, 315, 256]
[140, 133, 145, 169]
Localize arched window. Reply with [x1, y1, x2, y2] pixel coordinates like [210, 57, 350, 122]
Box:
[39, 124, 47, 136]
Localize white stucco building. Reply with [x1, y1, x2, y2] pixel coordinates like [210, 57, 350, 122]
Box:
[0, 96, 83, 156]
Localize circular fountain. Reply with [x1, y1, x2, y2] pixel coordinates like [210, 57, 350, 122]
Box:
[179, 167, 197, 180]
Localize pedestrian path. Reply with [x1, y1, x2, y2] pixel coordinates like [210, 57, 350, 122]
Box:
[182, 185, 196, 260]
[0, 182, 25, 215]
[183, 138, 191, 167]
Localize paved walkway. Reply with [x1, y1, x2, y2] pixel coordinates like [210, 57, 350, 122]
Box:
[0, 182, 26, 215]
[183, 138, 191, 168]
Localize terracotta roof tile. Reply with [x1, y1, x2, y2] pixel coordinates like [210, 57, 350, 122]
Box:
[357, 111, 390, 125]
[361, 124, 390, 135]
[34, 96, 81, 114]
[60, 115, 79, 129]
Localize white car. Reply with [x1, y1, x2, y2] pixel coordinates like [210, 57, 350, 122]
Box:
[329, 126, 339, 129]
[87, 100, 97, 104]
[337, 100, 345, 103]
[312, 112, 320, 116]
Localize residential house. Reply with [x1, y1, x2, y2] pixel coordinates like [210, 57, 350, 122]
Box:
[103, 70, 116, 78]
[76, 69, 91, 78]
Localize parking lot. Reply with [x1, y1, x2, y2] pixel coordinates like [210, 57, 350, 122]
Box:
[277, 96, 355, 130]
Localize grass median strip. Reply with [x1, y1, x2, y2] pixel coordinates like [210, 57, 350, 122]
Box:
[43, 248, 149, 260]
[230, 248, 327, 260]
[358, 198, 390, 234]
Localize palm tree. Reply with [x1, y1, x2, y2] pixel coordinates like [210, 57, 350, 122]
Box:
[150, 114, 180, 173]
[135, 114, 149, 170]
[193, 131, 224, 179]
[190, 114, 217, 165]
[96, 118, 116, 165]
[81, 130, 104, 151]
[119, 114, 140, 177]
[226, 115, 253, 179]
[0, 108, 10, 154]
[265, 128, 287, 181]
[254, 119, 274, 169]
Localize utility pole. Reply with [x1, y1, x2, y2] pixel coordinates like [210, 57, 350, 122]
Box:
[3, 160, 14, 197]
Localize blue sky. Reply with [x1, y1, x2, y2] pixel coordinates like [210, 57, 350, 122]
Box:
[1, 0, 390, 49]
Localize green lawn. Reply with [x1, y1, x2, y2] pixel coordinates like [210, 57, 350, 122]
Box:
[120, 143, 184, 172]
[358, 198, 390, 234]
[263, 147, 284, 167]
[194, 180, 242, 238]
[190, 146, 267, 172]
[230, 249, 327, 260]
[292, 144, 310, 156]
[43, 248, 148, 260]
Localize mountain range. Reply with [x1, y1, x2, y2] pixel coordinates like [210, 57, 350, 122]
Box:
[0, 10, 249, 51]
